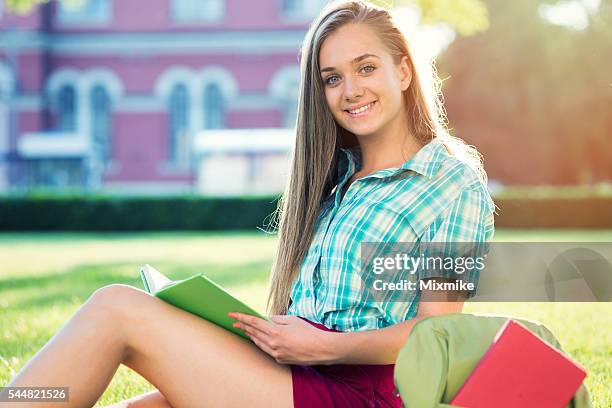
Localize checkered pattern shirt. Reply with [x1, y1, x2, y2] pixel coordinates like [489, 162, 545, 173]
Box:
[287, 138, 496, 331]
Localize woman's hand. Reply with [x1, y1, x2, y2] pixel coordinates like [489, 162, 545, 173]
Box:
[228, 313, 335, 366]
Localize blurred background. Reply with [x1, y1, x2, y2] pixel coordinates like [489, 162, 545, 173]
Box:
[0, 1, 610, 405]
[1, 0, 611, 230]
[0, 0, 609, 195]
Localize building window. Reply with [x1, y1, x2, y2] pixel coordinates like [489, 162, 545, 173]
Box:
[0, 89, 8, 150]
[171, 0, 225, 23]
[282, 78, 299, 128]
[90, 85, 111, 162]
[203, 83, 225, 129]
[27, 159, 84, 189]
[0, 63, 12, 186]
[57, 0, 112, 25]
[281, 0, 300, 16]
[168, 83, 190, 164]
[270, 65, 301, 128]
[281, 0, 326, 20]
[57, 85, 76, 131]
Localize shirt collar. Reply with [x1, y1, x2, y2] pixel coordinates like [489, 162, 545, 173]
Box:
[339, 137, 447, 181]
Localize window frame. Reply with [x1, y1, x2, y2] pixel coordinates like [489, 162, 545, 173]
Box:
[90, 84, 112, 163]
[57, 84, 77, 132]
[167, 82, 191, 166]
[203, 82, 226, 130]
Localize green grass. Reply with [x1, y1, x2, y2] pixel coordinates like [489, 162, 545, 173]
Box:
[0, 230, 610, 406]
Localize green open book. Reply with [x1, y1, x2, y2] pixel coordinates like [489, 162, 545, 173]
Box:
[139, 264, 267, 339]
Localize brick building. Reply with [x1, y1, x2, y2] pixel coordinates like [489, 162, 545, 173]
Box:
[0, 0, 327, 194]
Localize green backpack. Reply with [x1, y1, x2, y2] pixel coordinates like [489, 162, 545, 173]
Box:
[394, 313, 592, 408]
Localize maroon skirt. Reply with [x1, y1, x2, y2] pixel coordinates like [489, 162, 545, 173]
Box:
[290, 318, 403, 408]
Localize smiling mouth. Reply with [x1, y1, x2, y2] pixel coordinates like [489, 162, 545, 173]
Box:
[345, 101, 377, 117]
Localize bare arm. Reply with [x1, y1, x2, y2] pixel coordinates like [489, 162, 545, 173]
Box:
[230, 278, 468, 366]
[320, 278, 467, 365]
[319, 301, 462, 365]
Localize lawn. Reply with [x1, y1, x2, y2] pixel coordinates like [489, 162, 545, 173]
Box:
[0, 230, 610, 407]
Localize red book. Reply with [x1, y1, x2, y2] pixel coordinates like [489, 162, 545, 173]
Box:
[451, 319, 587, 408]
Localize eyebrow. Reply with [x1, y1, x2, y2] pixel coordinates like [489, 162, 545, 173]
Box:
[320, 53, 381, 74]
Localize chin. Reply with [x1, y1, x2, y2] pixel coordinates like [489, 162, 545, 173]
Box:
[343, 123, 382, 138]
[336, 113, 385, 138]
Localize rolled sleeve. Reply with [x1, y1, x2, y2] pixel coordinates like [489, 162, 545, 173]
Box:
[417, 187, 496, 297]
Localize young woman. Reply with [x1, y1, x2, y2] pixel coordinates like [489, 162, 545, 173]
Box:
[0, 1, 495, 407]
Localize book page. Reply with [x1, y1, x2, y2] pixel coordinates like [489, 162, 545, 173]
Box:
[141, 264, 174, 293]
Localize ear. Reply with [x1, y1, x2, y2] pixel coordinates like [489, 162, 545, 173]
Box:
[398, 55, 412, 91]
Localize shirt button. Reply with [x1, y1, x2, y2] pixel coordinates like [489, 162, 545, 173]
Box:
[305, 289, 311, 298]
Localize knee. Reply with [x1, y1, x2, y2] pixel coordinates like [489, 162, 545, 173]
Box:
[82, 284, 145, 320]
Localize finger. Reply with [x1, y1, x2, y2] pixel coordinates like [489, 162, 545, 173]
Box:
[233, 321, 269, 340]
[269, 315, 294, 325]
[250, 335, 275, 358]
[235, 314, 278, 336]
[246, 329, 277, 358]
[243, 322, 275, 344]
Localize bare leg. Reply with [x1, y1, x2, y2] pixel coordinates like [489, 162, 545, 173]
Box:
[0, 284, 293, 408]
[0, 286, 130, 407]
[102, 390, 171, 408]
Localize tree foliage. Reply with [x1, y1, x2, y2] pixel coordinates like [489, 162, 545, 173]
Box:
[408, 0, 489, 36]
[439, 0, 612, 184]
[369, 0, 490, 36]
[5, 0, 48, 14]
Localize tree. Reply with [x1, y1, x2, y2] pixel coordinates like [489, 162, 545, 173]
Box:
[438, 0, 612, 184]
[371, 0, 489, 36]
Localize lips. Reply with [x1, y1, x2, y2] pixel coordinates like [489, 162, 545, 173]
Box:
[344, 101, 377, 117]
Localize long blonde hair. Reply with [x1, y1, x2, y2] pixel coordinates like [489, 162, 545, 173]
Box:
[267, 0, 486, 315]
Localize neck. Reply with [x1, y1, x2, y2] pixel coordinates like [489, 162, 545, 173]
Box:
[354, 115, 422, 175]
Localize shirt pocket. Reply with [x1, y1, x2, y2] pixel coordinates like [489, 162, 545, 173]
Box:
[359, 196, 434, 242]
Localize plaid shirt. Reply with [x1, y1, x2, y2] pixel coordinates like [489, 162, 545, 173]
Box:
[287, 138, 496, 332]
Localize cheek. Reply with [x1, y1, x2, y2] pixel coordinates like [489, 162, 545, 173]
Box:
[381, 75, 403, 107]
[325, 88, 343, 117]
[325, 87, 337, 105]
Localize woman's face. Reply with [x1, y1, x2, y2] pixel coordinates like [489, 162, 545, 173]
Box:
[319, 23, 411, 139]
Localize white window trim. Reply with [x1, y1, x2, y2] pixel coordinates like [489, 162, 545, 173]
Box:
[46, 68, 87, 134]
[83, 68, 124, 101]
[198, 66, 237, 130]
[154, 66, 199, 135]
[155, 66, 239, 171]
[154, 67, 198, 172]
[85, 69, 122, 171]
[47, 67, 123, 134]
[269, 64, 300, 128]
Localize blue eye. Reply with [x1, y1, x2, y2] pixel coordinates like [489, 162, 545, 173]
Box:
[324, 65, 375, 86]
[325, 75, 340, 85]
[361, 64, 376, 73]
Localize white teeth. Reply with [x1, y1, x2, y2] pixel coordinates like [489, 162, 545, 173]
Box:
[348, 102, 373, 114]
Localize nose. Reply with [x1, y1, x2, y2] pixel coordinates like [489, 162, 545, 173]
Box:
[343, 76, 364, 101]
